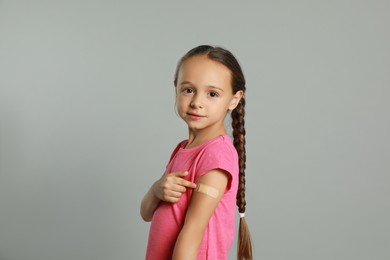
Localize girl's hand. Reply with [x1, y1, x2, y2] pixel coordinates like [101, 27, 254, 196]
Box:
[140, 171, 196, 221]
[153, 171, 196, 203]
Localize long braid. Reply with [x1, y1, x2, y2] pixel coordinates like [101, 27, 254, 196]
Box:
[232, 98, 246, 213]
[232, 97, 253, 260]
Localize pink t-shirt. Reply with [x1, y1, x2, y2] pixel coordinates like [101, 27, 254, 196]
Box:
[146, 135, 239, 260]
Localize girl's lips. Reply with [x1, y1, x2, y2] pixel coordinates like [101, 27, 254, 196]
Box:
[187, 113, 205, 120]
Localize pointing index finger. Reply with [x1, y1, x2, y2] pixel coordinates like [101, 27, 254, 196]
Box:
[180, 179, 197, 189]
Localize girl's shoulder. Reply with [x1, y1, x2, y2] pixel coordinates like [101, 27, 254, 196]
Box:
[202, 135, 237, 156]
[178, 135, 237, 163]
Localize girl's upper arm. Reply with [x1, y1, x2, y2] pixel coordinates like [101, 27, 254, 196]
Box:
[185, 169, 229, 226]
[172, 169, 230, 259]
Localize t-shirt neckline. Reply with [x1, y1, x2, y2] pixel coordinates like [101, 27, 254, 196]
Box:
[180, 134, 229, 151]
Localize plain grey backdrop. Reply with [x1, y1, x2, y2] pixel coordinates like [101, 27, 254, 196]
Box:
[0, 1, 389, 259]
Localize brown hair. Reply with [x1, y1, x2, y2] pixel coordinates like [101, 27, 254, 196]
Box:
[174, 45, 253, 259]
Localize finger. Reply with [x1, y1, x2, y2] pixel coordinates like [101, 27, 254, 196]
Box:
[163, 191, 182, 202]
[166, 190, 182, 198]
[177, 179, 197, 189]
[169, 172, 197, 188]
[171, 171, 189, 177]
[162, 181, 187, 193]
[165, 196, 180, 203]
[170, 183, 187, 193]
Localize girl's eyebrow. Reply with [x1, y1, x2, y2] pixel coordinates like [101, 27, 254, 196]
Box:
[180, 81, 224, 92]
[180, 81, 193, 86]
[209, 86, 224, 92]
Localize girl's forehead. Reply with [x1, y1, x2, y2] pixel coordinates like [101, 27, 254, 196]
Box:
[178, 55, 232, 82]
[181, 55, 226, 69]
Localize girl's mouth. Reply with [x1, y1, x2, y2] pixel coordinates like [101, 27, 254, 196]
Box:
[187, 113, 205, 120]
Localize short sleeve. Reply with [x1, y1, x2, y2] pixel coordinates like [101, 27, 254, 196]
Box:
[195, 141, 238, 191]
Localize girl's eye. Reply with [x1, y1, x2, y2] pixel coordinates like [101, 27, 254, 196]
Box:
[183, 88, 193, 94]
[209, 92, 219, 97]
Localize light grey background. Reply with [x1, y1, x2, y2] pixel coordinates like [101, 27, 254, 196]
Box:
[0, 1, 389, 260]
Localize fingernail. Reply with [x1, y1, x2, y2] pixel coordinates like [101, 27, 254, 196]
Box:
[184, 171, 189, 175]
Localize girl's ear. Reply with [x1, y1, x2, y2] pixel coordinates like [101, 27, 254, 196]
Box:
[228, 90, 244, 110]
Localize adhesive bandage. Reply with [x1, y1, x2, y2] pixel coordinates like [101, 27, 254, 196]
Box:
[195, 183, 219, 198]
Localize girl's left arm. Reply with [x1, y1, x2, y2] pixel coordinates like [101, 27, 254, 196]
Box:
[172, 169, 229, 260]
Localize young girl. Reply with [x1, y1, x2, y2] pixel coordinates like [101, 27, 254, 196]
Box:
[140, 45, 253, 259]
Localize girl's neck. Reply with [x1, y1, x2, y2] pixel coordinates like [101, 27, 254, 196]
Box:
[186, 126, 227, 149]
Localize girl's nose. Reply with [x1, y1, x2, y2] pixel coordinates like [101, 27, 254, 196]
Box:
[190, 95, 203, 109]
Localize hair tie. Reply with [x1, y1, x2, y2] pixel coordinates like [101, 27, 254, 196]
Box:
[239, 212, 245, 218]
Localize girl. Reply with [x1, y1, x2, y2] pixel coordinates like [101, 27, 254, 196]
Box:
[140, 45, 253, 260]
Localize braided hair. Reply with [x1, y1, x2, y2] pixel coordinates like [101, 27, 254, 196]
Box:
[174, 45, 253, 259]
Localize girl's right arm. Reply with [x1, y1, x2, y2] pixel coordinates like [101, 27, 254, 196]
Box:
[140, 171, 196, 222]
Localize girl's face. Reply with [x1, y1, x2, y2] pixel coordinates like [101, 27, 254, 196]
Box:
[175, 55, 243, 135]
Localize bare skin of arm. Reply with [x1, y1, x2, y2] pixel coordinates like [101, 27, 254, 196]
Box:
[172, 169, 229, 259]
[140, 171, 197, 222]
